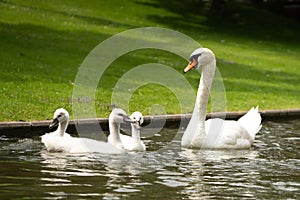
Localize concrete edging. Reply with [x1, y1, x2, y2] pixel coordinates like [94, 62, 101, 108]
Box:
[0, 109, 300, 137]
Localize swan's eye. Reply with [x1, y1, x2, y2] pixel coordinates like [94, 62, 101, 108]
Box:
[117, 113, 125, 117]
[189, 53, 201, 62]
[57, 114, 62, 118]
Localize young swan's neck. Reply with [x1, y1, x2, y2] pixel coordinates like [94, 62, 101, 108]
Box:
[109, 119, 123, 149]
[130, 123, 145, 151]
[131, 124, 141, 141]
[195, 59, 216, 135]
[57, 120, 68, 137]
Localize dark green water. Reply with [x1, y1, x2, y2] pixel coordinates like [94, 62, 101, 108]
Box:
[0, 120, 299, 199]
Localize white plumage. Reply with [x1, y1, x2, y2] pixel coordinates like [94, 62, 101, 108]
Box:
[120, 111, 146, 151]
[108, 109, 146, 151]
[41, 108, 123, 154]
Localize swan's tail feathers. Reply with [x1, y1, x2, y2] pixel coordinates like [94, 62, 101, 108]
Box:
[238, 106, 262, 139]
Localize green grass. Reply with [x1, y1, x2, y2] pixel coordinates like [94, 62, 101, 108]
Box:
[0, 0, 300, 121]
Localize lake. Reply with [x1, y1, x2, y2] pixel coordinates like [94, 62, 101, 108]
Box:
[0, 119, 299, 199]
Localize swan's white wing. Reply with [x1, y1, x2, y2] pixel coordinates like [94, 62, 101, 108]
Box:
[41, 132, 72, 152]
[41, 132, 123, 154]
[119, 134, 146, 151]
[119, 133, 132, 147]
[205, 118, 253, 149]
[69, 138, 124, 154]
[238, 106, 262, 139]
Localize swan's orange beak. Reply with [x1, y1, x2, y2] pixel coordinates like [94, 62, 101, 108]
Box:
[183, 58, 197, 73]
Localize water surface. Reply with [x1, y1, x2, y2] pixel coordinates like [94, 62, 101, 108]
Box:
[0, 120, 299, 199]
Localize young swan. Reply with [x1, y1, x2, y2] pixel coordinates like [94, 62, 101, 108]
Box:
[119, 111, 146, 152]
[41, 108, 123, 154]
[107, 108, 135, 150]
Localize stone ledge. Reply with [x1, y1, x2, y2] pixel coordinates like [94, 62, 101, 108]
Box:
[1, 109, 299, 137]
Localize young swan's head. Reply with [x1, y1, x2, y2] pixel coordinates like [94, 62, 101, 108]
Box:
[184, 48, 215, 73]
[109, 108, 134, 124]
[49, 108, 69, 129]
[130, 111, 144, 130]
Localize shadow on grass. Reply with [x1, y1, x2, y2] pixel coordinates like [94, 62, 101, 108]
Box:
[0, 22, 112, 84]
[137, 0, 300, 47]
[1, 0, 138, 30]
[219, 62, 299, 94]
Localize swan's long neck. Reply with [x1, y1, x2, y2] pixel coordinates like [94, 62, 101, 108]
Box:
[131, 124, 140, 141]
[109, 120, 123, 145]
[196, 60, 216, 133]
[58, 121, 68, 137]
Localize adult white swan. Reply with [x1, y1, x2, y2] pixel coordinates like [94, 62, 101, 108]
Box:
[181, 48, 262, 149]
[120, 111, 146, 151]
[41, 108, 123, 154]
[108, 109, 145, 151]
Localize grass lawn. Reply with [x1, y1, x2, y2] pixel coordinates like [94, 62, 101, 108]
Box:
[0, 0, 300, 122]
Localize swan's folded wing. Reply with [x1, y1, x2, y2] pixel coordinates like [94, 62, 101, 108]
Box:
[70, 138, 124, 154]
[41, 133, 72, 152]
[205, 119, 253, 149]
[238, 106, 262, 138]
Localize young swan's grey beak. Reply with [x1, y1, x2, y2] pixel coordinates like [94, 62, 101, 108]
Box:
[49, 118, 59, 129]
[122, 115, 135, 124]
[130, 112, 143, 130]
[132, 121, 141, 130]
